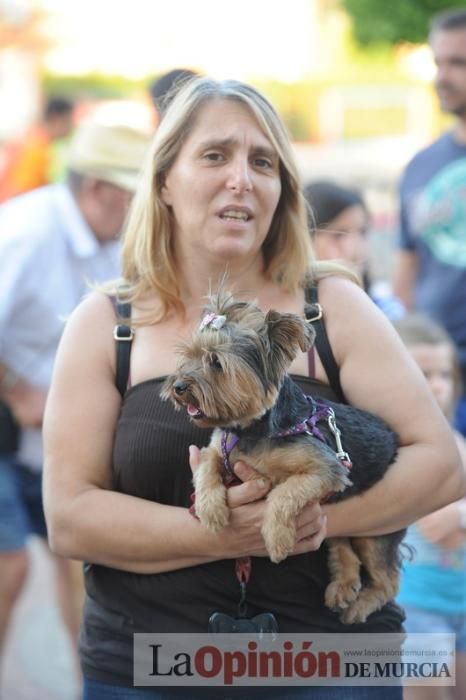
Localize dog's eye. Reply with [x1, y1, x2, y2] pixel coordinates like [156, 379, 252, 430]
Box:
[210, 353, 222, 370]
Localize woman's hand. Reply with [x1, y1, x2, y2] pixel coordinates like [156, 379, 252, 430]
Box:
[230, 461, 327, 557]
[189, 446, 327, 559]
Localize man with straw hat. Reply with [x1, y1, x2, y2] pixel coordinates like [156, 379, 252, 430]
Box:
[0, 118, 150, 687]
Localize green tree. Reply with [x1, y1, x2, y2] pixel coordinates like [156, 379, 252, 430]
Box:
[341, 0, 466, 45]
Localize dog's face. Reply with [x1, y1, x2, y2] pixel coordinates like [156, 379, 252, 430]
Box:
[161, 293, 315, 428]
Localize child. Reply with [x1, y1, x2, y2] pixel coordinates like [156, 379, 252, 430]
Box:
[302, 179, 405, 320]
[394, 313, 466, 700]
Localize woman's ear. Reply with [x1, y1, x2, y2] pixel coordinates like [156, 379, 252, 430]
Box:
[160, 187, 172, 207]
[160, 175, 173, 206]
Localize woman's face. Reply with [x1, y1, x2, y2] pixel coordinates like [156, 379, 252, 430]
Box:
[312, 204, 368, 275]
[161, 99, 282, 265]
[409, 343, 455, 416]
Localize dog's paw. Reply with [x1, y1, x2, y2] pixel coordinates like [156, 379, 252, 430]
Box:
[263, 524, 295, 563]
[195, 488, 230, 533]
[197, 504, 230, 533]
[339, 599, 371, 625]
[325, 578, 362, 612]
[339, 589, 387, 625]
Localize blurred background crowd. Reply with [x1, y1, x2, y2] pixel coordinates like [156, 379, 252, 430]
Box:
[0, 0, 459, 283]
[0, 1, 465, 699]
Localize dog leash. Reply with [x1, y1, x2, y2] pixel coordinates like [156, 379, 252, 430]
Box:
[189, 445, 251, 618]
[220, 433, 252, 617]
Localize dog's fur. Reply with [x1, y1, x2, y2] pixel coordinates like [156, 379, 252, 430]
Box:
[161, 293, 405, 624]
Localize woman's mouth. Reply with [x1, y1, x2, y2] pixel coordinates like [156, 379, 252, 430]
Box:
[219, 210, 250, 222]
[218, 205, 253, 222]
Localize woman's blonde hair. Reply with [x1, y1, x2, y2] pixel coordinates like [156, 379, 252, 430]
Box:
[115, 77, 354, 320]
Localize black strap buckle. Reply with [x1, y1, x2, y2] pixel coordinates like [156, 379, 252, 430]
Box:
[113, 324, 134, 341]
[305, 302, 323, 322]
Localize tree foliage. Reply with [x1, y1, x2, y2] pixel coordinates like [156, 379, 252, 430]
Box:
[42, 72, 147, 100]
[341, 0, 466, 45]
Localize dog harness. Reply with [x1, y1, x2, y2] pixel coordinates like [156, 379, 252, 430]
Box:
[221, 395, 353, 479]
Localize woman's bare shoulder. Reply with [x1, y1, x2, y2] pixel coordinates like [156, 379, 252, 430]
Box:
[57, 291, 118, 374]
[315, 275, 394, 358]
[317, 274, 369, 309]
[66, 290, 116, 331]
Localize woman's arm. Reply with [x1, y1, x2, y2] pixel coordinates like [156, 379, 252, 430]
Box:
[316, 276, 465, 538]
[415, 432, 466, 549]
[43, 293, 325, 573]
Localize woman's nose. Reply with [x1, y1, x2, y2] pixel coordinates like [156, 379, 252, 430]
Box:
[227, 157, 252, 193]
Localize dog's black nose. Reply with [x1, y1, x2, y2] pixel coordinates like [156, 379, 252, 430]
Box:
[174, 380, 188, 395]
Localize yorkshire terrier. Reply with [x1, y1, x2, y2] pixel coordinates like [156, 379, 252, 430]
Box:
[161, 293, 405, 624]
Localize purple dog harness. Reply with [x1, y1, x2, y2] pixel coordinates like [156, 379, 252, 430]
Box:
[221, 395, 353, 480]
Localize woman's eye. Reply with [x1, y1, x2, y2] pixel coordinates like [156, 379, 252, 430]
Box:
[210, 354, 222, 370]
[254, 157, 273, 169]
[204, 152, 224, 162]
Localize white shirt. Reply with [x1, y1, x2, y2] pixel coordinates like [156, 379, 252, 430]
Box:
[0, 184, 121, 469]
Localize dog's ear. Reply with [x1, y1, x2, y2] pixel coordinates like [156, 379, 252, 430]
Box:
[265, 310, 315, 373]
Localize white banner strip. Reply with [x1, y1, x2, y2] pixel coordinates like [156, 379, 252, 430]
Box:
[133, 633, 455, 687]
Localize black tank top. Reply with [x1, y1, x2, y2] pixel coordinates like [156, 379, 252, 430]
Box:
[80, 374, 404, 685]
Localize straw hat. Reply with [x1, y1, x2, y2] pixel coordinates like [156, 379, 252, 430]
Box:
[67, 120, 151, 192]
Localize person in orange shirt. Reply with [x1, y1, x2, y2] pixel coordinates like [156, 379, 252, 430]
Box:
[0, 95, 74, 202]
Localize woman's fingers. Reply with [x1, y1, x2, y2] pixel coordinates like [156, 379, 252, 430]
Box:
[245, 512, 327, 558]
[227, 476, 270, 508]
[189, 449, 326, 555]
[188, 445, 200, 473]
[293, 502, 327, 554]
[296, 500, 323, 531]
[225, 461, 270, 508]
[294, 514, 328, 554]
[233, 461, 262, 483]
[189, 450, 269, 511]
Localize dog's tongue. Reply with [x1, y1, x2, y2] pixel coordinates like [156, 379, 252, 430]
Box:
[187, 404, 200, 417]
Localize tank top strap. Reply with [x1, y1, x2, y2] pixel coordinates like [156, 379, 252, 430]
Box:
[109, 288, 133, 397]
[304, 286, 346, 403]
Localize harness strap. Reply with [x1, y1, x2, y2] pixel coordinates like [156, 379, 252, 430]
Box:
[221, 397, 352, 472]
[221, 431, 240, 482]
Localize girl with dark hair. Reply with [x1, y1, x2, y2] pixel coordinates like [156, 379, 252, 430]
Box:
[303, 180, 404, 320]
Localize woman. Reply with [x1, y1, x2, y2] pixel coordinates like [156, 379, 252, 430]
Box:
[303, 180, 405, 320]
[43, 78, 464, 699]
